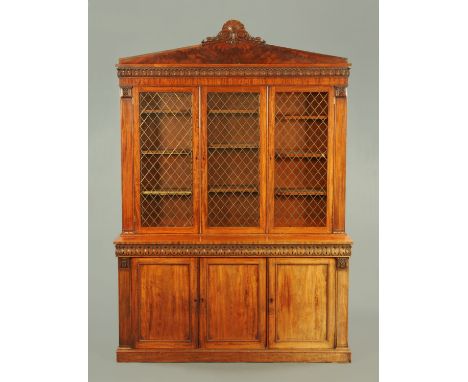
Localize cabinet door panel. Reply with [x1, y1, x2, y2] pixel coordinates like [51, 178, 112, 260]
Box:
[268, 258, 335, 349]
[134, 87, 200, 233]
[268, 87, 334, 233]
[201, 87, 267, 233]
[200, 258, 266, 349]
[132, 258, 198, 349]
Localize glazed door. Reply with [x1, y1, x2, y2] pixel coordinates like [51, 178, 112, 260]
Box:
[268, 87, 334, 233]
[201, 87, 267, 233]
[134, 87, 200, 233]
[131, 258, 198, 349]
[199, 258, 266, 349]
[268, 258, 336, 349]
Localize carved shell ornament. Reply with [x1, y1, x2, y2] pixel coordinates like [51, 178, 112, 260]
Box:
[202, 20, 265, 45]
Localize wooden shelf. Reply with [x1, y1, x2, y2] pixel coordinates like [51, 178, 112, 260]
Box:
[142, 189, 192, 196]
[141, 109, 191, 114]
[275, 188, 326, 196]
[208, 109, 258, 114]
[142, 149, 192, 155]
[277, 115, 328, 120]
[209, 185, 258, 193]
[275, 151, 326, 159]
[209, 144, 259, 150]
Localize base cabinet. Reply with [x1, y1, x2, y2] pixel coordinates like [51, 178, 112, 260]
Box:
[119, 256, 349, 362]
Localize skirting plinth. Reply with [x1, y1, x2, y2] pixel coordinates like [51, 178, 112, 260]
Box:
[116, 347, 351, 363]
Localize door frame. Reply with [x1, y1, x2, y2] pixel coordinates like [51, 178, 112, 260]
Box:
[267, 86, 335, 233]
[268, 257, 336, 349]
[133, 86, 200, 233]
[200, 86, 267, 234]
[130, 257, 199, 349]
[199, 257, 267, 349]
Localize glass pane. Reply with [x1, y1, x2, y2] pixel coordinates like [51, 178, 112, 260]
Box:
[274, 92, 328, 227]
[207, 92, 260, 227]
[139, 92, 193, 227]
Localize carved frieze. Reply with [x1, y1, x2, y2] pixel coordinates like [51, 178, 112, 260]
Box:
[117, 66, 350, 78]
[115, 244, 352, 258]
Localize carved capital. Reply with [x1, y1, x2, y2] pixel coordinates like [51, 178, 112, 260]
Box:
[335, 86, 347, 97]
[202, 20, 265, 45]
[115, 244, 352, 258]
[120, 87, 132, 98]
[336, 257, 349, 269]
[119, 258, 130, 268]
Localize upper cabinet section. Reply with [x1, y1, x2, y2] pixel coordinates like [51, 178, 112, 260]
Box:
[117, 20, 350, 236]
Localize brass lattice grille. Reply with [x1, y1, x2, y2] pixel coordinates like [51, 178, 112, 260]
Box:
[274, 92, 328, 227]
[207, 92, 260, 227]
[139, 92, 193, 227]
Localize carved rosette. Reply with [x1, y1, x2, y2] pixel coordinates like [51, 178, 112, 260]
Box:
[116, 66, 350, 78]
[120, 87, 132, 98]
[335, 86, 347, 97]
[202, 20, 265, 45]
[115, 244, 352, 258]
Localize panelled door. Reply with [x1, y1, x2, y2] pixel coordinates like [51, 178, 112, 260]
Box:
[268, 87, 334, 233]
[131, 258, 198, 349]
[134, 87, 200, 233]
[199, 258, 266, 349]
[201, 87, 267, 233]
[268, 258, 336, 349]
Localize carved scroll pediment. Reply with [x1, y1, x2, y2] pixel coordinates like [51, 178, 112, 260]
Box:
[202, 20, 265, 46]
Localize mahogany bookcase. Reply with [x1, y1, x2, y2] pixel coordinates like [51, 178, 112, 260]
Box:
[115, 20, 352, 363]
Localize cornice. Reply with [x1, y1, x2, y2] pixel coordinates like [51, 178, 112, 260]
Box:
[116, 66, 350, 78]
[115, 243, 352, 257]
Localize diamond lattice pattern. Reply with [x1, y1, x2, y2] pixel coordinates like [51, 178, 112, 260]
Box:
[207, 92, 260, 227]
[139, 92, 193, 227]
[274, 92, 328, 227]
